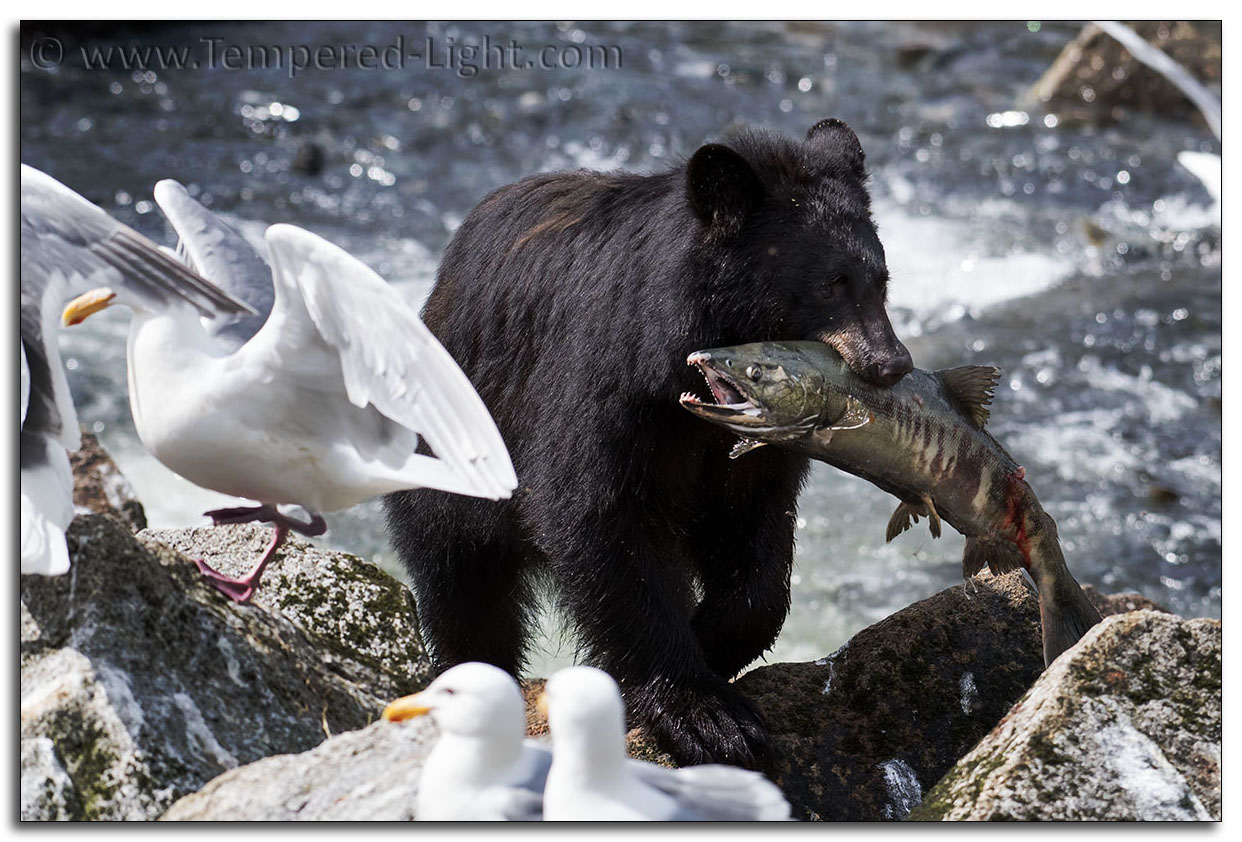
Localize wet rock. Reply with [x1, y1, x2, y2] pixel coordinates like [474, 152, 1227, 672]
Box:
[20, 515, 432, 821]
[161, 718, 438, 821]
[69, 431, 146, 531]
[734, 571, 1046, 821]
[291, 142, 326, 176]
[1026, 21, 1221, 130]
[908, 611, 1220, 821]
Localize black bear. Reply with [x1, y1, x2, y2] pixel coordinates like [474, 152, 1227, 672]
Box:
[385, 119, 912, 768]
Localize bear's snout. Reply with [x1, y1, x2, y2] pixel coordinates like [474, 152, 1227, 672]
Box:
[867, 342, 914, 387]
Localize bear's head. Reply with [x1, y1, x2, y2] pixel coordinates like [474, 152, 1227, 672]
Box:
[686, 118, 912, 387]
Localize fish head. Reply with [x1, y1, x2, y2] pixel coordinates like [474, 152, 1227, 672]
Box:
[679, 341, 851, 443]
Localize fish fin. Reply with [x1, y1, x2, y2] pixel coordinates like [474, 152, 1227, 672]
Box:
[938, 365, 1001, 428]
[886, 501, 925, 542]
[1039, 581, 1104, 667]
[920, 493, 942, 538]
[829, 396, 873, 431]
[729, 438, 767, 459]
[962, 536, 1026, 578]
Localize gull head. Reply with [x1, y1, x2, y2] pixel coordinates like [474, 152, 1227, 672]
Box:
[541, 665, 627, 748]
[382, 661, 525, 739]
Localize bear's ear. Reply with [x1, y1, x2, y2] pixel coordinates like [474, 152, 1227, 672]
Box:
[806, 118, 866, 179]
[686, 143, 763, 233]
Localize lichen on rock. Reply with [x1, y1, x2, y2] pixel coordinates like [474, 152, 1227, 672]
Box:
[907, 611, 1221, 821]
[20, 515, 434, 821]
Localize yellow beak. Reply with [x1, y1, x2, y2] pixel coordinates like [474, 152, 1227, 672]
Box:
[62, 288, 118, 326]
[382, 692, 433, 722]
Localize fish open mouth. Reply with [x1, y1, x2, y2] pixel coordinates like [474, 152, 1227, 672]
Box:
[678, 351, 766, 426]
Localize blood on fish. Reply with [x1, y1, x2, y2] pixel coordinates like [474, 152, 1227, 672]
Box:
[1002, 468, 1033, 570]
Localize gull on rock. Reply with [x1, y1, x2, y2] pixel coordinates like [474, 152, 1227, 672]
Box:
[540, 666, 791, 821]
[384, 663, 792, 821]
[20, 164, 254, 575]
[382, 662, 548, 821]
[61, 179, 517, 602]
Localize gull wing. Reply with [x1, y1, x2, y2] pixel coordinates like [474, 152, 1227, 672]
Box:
[262, 223, 517, 500]
[490, 742, 552, 821]
[21, 164, 257, 321]
[630, 762, 792, 821]
[153, 179, 275, 350]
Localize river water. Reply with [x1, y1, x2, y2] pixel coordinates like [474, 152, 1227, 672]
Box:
[20, 21, 1221, 669]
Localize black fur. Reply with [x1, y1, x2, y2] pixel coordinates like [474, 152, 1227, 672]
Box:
[385, 120, 911, 769]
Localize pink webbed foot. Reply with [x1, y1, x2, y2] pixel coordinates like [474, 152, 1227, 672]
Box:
[193, 504, 326, 603]
[192, 557, 261, 603]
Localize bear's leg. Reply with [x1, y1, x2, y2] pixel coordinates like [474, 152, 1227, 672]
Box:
[385, 491, 533, 676]
[544, 512, 774, 769]
[690, 453, 807, 679]
[691, 496, 799, 680]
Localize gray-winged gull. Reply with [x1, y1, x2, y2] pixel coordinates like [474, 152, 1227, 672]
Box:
[382, 662, 548, 820]
[540, 666, 791, 821]
[62, 180, 517, 602]
[20, 164, 254, 575]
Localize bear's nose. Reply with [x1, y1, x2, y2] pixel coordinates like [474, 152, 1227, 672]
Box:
[873, 345, 913, 387]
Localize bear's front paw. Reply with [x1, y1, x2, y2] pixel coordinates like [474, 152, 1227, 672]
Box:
[628, 676, 773, 771]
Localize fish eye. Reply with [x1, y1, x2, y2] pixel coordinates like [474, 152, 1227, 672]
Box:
[746, 365, 762, 381]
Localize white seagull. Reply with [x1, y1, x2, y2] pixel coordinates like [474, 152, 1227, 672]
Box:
[382, 662, 548, 821]
[540, 666, 792, 821]
[61, 179, 517, 602]
[20, 164, 254, 575]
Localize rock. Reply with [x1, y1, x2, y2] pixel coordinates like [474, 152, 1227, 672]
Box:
[908, 611, 1220, 821]
[161, 718, 438, 820]
[69, 431, 146, 531]
[1025, 22, 1221, 130]
[291, 142, 326, 176]
[734, 571, 1046, 821]
[1083, 585, 1171, 618]
[148, 525, 433, 706]
[20, 515, 432, 821]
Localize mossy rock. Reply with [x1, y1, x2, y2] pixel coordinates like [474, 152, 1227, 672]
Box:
[909, 612, 1220, 821]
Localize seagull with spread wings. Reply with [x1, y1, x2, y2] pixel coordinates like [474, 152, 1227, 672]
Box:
[59, 177, 517, 602]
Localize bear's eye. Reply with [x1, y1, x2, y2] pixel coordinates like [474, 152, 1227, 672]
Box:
[813, 275, 847, 301]
[746, 365, 762, 381]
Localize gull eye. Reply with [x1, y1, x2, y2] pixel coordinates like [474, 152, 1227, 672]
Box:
[746, 365, 762, 381]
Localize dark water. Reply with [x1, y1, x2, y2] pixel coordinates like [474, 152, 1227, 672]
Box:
[20, 21, 1221, 667]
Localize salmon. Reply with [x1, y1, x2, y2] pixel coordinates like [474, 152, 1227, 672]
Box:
[679, 340, 1102, 666]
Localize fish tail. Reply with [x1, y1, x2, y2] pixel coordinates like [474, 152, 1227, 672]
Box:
[1038, 574, 1103, 667]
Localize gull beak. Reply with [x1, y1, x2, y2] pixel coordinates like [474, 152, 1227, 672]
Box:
[62, 288, 118, 326]
[382, 692, 432, 722]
